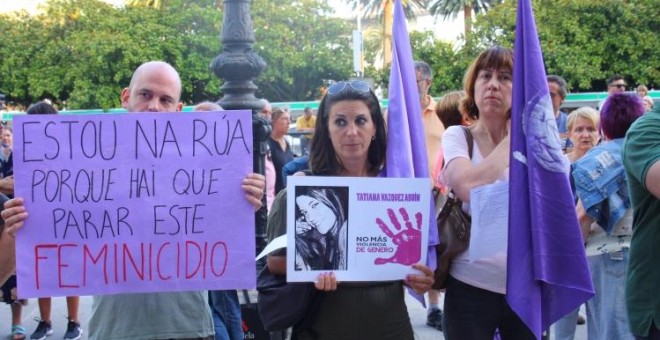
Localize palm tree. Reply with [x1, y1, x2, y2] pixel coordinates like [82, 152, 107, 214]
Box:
[346, 0, 427, 66]
[428, 0, 501, 37]
[125, 0, 164, 8]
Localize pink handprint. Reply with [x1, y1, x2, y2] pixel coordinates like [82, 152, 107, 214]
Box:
[374, 207, 422, 266]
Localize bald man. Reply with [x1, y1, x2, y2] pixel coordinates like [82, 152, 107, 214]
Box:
[1, 61, 265, 340]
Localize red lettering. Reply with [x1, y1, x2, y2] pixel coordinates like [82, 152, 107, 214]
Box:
[185, 241, 202, 279]
[122, 243, 145, 281]
[83, 244, 109, 286]
[148, 243, 153, 281]
[210, 242, 228, 277]
[157, 242, 172, 280]
[58, 244, 79, 288]
[113, 243, 118, 283]
[34, 244, 58, 290]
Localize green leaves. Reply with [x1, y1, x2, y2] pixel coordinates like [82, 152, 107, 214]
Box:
[470, 0, 659, 91]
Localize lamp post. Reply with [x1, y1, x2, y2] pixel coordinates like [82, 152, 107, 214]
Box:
[210, 0, 270, 259]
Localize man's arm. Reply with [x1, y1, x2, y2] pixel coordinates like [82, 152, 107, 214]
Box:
[0, 176, 13, 196]
[645, 160, 660, 199]
[0, 226, 15, 285]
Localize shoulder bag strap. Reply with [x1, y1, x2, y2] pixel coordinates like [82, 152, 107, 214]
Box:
[461, 126, 474, 160]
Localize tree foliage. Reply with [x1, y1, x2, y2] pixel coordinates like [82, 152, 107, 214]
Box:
[251, 0, 353, 101]
[0, 0, 354, 109]
[470, 0, 660, 91]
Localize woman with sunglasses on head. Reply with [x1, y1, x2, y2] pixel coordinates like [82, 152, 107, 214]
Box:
[440, 46, 536, 339]
[265, 80, 434, 340]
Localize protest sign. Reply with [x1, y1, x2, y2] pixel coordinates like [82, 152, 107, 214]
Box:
[13, 111, 255, 298]
[286, 176, 429, 282]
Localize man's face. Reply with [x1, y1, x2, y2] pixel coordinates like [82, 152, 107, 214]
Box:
[607, 79, 627, 95]
[304, 109, 313, 118]
[121, 65, 183, 113]
[260, 104, 272, 121]
[547, 81, 564, 115]
[416, 70, 431, 100]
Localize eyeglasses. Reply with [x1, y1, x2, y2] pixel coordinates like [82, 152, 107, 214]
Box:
[609, 84, 626, 89]
[326, 80, 371, 97]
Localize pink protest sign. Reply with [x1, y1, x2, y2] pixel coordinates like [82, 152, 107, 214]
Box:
[12, 111, 255, 298]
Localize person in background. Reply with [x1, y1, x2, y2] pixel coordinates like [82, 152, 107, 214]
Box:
[572, 93, 644, 339]
[266, 79, 434, 339]
[2, 127, 11, 160]
[295, 107, 316, 155]
[259, 99, 272, 121]
[552, 106, 600, 340]
[268, 107, 294, 194]
[599, 75, 627, 110]
[1, 190, 26, 340]
[642, 97, 654, 112]
[435, 91, 466, 129]
[636, 85, 650, 101]
[547, 75, 573, 152]
[413, 60, 446, 332]
[9, 101, 84, 340]
[622, 101, 660, 340]
[432, 91, 465, 193]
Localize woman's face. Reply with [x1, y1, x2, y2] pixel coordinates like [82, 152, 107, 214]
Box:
[474, 67, 513, 117]
[296, 194, 337, 234]
[569, 117, 599, 153]
[2, 130, 11, 146]
[272, 112, 290, 135]
[327, 100, 376, 165]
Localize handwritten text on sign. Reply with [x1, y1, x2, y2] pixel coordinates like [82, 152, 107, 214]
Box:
[13, 111, 255, 298]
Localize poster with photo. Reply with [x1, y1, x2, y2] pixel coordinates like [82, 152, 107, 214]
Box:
[286, 176, 430, 282]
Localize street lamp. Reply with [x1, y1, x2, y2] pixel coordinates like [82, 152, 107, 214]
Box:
[210, 0, 270, 258]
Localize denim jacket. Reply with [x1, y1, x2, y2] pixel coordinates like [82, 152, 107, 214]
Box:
[572, 138, 630, 235]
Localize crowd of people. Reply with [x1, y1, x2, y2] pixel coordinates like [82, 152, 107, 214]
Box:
[0, 44, 657, 340]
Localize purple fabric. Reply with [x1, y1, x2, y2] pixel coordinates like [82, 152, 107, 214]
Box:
[386, 0, 438, 257]
[386, 0, 438, 305]
[507, 0, 595, 337]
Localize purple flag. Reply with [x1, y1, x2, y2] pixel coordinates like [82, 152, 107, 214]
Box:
[508, 0, 594, 337]
[386, 0, 438, 273]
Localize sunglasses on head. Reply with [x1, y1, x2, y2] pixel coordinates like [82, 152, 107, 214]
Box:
[326, 80, 371, 97]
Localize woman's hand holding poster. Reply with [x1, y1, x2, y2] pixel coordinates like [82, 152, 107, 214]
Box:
[286, 176, 430, 282]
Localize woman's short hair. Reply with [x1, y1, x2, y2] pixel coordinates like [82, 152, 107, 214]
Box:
[435, 91, 465, 128]
[271, 107, 286, 122]
[636, 85, 648, 93]
[26, 101, 58, 115]
[309, 81, 386, 175]
[566, 106, 599, 132]
[600, 93, 644, 139]
[460, 46, 513, 121]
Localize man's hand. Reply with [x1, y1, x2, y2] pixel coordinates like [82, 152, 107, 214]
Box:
[0, 176, 14, 196]
[1, 197, 27, 237]
[242, 173, 266, 210]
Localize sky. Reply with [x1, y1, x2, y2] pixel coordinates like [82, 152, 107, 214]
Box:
[0, 0, 462, 42]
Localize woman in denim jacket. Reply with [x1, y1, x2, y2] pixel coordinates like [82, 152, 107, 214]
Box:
[571, 93, 645, 339]
[553, 106, 600, 340]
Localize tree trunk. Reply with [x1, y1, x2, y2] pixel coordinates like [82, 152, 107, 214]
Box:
[463, 4, 472, 38]
[383, 0, 394, 66]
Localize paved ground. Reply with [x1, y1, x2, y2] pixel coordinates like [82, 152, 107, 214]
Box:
[0, 293, 586, 340]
